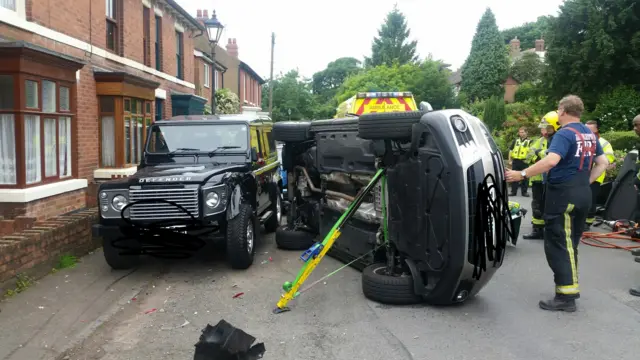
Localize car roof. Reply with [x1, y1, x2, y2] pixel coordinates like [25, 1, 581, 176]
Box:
[159, 113, 272, 125]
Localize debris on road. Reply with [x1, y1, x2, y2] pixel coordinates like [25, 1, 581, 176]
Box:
[233, 292, 245, 299]
[193, 320, 266, 360]
[161, 320, 190, 330]
[144, 308, 157, 315]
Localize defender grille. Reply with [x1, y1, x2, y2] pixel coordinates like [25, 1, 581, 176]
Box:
[129, 187, 199, 220]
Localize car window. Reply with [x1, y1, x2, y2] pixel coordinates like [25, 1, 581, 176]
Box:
[146, 124, 249, 153]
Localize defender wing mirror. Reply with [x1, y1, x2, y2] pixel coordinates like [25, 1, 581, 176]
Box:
[250, 147, 259, 162]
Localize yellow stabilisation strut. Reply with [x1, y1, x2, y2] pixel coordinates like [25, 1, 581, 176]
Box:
[273, 168, 386, 314]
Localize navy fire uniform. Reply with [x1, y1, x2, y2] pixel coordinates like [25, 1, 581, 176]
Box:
[543, 123, 603, 303]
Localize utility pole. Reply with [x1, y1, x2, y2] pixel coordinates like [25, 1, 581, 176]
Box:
[268, 32, 275, 118]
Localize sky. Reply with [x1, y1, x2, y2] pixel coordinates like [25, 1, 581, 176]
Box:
[175, 0, 565, 80]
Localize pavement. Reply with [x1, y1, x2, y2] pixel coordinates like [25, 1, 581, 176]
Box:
[1, 194, 640, 360]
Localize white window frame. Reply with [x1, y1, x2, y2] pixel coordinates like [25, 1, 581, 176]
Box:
[214, 69, 219, 90]
[0, 0, 26, 19]
[203, 63, 210, 88]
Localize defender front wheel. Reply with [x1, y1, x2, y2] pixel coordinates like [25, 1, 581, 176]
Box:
[226, 204, 257, 269]
[361, 263, 422, 305]
[102, 236, 140, 270]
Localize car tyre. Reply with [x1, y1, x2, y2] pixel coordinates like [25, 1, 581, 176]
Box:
[102, 236, 140, 270]
[357, 111, 424, 141]
[264, 185, 282, 233]
[273, 121, 313, 142]
[275, 226, 316, 250]
[361, 263, 422, 305]
[226, 204, 257, 269]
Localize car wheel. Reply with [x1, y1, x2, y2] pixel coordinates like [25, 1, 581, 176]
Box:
[275, 226, 316, 250]
[273, 121, 313, 142]
[102, 236, 140, 270]
[264, 186, 282, 233]
[226, 204, 257, 269]
[357, 111, 424, 141]
[361, 263, 422, 305]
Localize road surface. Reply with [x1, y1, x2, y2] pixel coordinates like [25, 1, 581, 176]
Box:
[1, 194, 639, 360]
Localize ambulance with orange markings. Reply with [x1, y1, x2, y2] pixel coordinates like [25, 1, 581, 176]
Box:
[335, 91, 419, 118]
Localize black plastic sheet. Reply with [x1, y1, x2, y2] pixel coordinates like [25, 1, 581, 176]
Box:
[194, 320, 266, 360]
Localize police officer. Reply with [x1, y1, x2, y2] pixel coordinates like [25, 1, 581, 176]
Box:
[584, 120, 615, 228]
[630, 114, 640, 297]
[508, 127, 532, 197]
[522, 112, 559, 240]
[506, 95, 609, 312]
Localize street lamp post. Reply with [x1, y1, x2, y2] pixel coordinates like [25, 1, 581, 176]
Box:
[204, 11, 224, 115]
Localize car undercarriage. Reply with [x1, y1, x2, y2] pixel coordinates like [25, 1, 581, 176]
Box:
[273, 110, 515, 308]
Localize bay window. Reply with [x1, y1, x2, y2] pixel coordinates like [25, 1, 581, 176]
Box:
[95, 71, 159, 169]
[0, 75, 75, 187]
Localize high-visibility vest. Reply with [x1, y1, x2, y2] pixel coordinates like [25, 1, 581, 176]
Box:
[594, 137, 615, 184]
[510, 138, 531, 160]
[526, 136, 548, 184]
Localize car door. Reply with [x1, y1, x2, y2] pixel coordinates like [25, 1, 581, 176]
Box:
[251, 126, 271, 214]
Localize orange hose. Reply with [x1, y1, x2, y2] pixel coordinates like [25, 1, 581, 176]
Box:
[581, 230, 640, 251]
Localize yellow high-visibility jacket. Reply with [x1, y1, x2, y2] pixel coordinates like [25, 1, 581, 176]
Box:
[594, 137, 615, 184]
[510, 138, 531, 160]
[526, 136, 548, 184]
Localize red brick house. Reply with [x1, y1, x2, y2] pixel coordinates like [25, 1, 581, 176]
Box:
[0, 0, 204, 221]
[191, 9, 266, 112]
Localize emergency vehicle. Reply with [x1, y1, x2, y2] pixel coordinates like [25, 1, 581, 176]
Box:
[335, 91, 419, 118]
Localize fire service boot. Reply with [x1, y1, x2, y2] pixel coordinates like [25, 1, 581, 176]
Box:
[523, 228, 544, 240]
[539, 297, 577, 312]
[630, 287, 640, 297]
[632, 248, 640, 256]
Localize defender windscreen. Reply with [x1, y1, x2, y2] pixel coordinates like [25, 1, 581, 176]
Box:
[146, 124, 249, 153]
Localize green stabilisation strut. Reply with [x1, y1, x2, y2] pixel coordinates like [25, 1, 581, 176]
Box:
[273, 168, 386, 313]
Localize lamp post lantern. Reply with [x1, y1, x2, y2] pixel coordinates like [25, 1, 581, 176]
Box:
[204, 11, 224, 115]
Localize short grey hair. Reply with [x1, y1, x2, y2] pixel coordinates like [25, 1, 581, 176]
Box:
[634, 114, 640, 124]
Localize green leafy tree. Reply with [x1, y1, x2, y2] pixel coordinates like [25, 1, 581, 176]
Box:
[510, 52, 545, 83]
[261, 70, 317, 121]
[334, 61, 454, 110]
[312, 57, 362, 119]
[501, 16, 552, 49]
[364, 4, 418, 68]
[483, 96, 506, 130]
[591, 85, 640, 131]
[214, 88, 240, 114]
[460, 8, 510, 102]
[542, 0, 640, 109]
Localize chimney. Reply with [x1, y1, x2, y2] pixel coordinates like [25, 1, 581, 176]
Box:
[195, 9, 206, 28]
[535, 38, 545, 52]
[226, 38, 239, 58]
[509, 36, 521, 57]
[203, 10, 208, 19]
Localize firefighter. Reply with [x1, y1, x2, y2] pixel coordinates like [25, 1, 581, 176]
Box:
[522, 111, 559, 240]
[505, 95, 609, 312]
[584, 120, 615, 228]
[630, 114, 640, 297]
[508, 127, 532, 197]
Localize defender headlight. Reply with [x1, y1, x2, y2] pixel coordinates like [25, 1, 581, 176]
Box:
[100, 192, 108, 199]
[451, 116, 468, 132]
[111, 195, 128, 211]
[205, 192, 220, 208]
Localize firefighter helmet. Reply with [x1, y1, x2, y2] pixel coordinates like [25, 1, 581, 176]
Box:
[538, 111, 560, 131]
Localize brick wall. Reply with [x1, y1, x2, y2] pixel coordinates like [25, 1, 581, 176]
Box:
[123, 0, 145, 64]
[0, 209, 99, 293]
[25, 0, 195, 86]
[77, 65, 99, 182]
[195, 57, 212, 105]
[0, 189, 86, 220]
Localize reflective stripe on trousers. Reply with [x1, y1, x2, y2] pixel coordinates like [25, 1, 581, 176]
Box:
[543, 174, 591, 299]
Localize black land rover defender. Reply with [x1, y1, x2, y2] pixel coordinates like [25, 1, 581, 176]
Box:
[93, 115, 282, 270]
